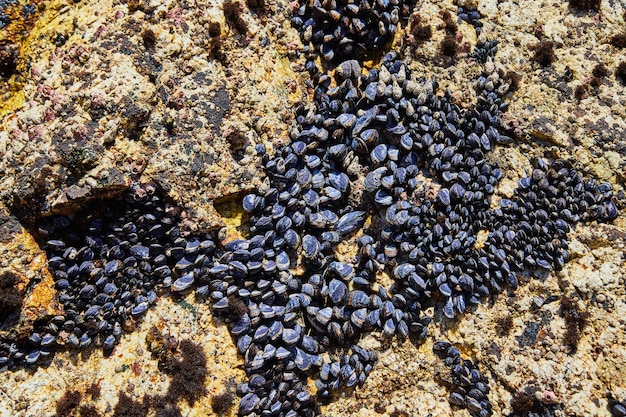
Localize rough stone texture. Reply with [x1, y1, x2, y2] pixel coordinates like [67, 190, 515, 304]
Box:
[0, 0, 301, 231]
[0, 205, 62, 345]
[0, 0, 625, 416]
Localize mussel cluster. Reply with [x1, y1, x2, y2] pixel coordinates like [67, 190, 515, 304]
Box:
[204, 4, 617, 414]
[0, 183, 217, 367]
[209, 47, 615, 415]
[290, 0, 411, 62]
[434, 340, 492, 417]
[457, 5, 483, 33]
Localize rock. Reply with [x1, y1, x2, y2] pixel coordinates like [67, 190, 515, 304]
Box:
[0, 0, 624, 416]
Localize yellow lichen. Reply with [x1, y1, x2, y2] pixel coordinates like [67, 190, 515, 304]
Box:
[5, 231, 63, 320]
[214, 199, 250, 241]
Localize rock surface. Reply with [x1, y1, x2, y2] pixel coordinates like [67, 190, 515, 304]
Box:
[0, 0, 625, 416]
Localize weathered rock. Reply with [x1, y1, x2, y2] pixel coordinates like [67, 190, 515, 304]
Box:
[0, 0, 624, 416]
